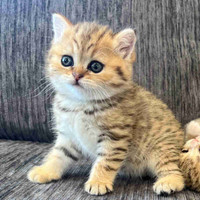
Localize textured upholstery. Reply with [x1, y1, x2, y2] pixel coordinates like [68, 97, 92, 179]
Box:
[0, 0, 199, 142]
[1, 139, 200, 200]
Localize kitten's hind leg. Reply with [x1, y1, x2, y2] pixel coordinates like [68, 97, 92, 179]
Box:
[28, 135, 81, 183]
[152, 149, 184, 195]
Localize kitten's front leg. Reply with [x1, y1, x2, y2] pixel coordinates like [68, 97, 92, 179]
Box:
[85, 134, 129, 195]
[28, 135, 81, 183]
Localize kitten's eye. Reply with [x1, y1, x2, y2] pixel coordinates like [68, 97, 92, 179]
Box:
[61, 55, 74, 67]
[182, 149, 188, 153]
[87, 61, 104, 73]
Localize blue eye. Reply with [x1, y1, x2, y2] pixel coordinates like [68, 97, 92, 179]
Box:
[87, 61, 104, 73]
[61, 55, 74, 67]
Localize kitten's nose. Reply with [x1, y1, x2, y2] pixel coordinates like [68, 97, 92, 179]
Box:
[72, 71, 84, 81]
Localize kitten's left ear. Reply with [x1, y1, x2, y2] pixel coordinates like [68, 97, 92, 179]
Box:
[113, 28, 136, 60]
[52, 13, 73, 43]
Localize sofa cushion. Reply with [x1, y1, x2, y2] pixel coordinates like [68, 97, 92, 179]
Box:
[0, 140, 200, 199]
[0, 0, 199, 142]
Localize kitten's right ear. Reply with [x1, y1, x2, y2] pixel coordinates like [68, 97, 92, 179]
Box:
[52, 13, 73, 43]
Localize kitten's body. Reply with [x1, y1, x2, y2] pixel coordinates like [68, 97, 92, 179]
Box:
[54, 84, 183, 176]
[28, 14, 185, 195]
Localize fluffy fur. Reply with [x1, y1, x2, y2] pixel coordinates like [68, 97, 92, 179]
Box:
[185, 118, 200, 141]
[180, 119, 200, 191]
[28, 14, 185, 196]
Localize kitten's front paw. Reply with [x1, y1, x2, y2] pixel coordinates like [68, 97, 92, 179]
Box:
[85, 180, 113, 195]
[153, 174, 184, 195]
[27, 165, 61, 184]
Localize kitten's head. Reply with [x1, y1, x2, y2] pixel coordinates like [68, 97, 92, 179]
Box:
[46, 14, 136, 102]
[181, 136, 200, 159]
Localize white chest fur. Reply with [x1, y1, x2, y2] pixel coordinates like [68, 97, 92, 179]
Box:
[53, 94, 101, 158]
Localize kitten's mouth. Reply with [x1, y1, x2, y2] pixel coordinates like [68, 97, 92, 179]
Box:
[72, 81, 83, 88]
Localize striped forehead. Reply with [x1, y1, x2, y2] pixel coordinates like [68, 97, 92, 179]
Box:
[72, 23, 113, 58]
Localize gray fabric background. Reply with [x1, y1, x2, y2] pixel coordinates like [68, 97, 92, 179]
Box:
[0, 0, 199, 142]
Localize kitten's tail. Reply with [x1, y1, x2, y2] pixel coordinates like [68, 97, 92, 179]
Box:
[185, 118, 200, 141]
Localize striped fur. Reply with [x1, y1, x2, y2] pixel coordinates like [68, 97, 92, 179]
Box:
[179, 119, 200, 192]
[28, 14, 185, 196]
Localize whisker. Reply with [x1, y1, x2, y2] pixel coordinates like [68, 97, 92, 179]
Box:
[32, 83, 53, 98]
[43, 89, 55, 102]
[24, 77, 49, 98]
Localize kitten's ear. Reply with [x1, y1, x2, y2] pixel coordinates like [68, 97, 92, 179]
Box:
[113, 28, 136, 60]
[52, 13, 73, 42]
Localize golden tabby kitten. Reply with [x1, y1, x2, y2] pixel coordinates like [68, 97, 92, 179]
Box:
[180, 119, 200, 191]
[28, 13, 185, 196]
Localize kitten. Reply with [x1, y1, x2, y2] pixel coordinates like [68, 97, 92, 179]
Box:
[27, 13, 185, 196]
[180, 136, 200, 192]
[179, 119, 200, 191]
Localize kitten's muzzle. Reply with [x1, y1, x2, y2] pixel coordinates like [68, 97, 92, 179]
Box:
[72, 71, 84, 87]
[72, 71, 84, 81]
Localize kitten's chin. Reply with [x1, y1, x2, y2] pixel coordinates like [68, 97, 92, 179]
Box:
[50, 76, 119, 102]
[57, 84, 87, 101]
[55, 84, 116, 102]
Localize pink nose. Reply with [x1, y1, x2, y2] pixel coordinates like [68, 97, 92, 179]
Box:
[72, 72, 84, 81]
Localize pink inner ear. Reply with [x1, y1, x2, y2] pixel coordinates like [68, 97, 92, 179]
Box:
[119, 40, 134, 58]
[116, 30, 135, 59]
[190, 139, 199, 149]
